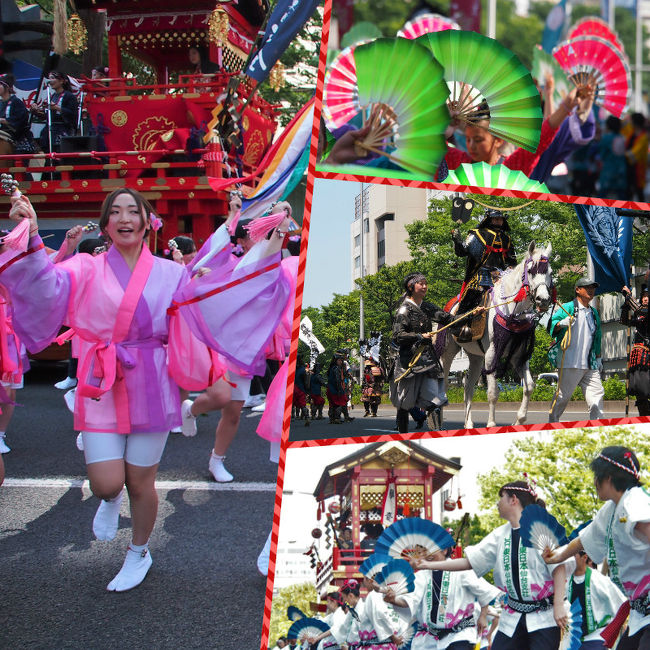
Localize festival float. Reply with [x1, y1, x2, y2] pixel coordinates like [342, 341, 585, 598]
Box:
[308, 440, 461, 594]
[0, 0, 284, 249]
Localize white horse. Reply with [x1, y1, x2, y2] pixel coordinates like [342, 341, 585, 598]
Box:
[440, 242, 554, 428]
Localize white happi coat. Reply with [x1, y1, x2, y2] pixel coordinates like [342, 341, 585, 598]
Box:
[567, 566, 627, 642]
[579, 486, 650, 635]
[402, 570, 501, 650]
[465, 523, 564, 637]
[341, 594, 402, 648]
[318, 608, 346, 649]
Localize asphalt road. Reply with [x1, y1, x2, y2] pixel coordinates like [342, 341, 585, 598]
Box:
[0, 363, 277, 650]
[288, 402, 636, 441]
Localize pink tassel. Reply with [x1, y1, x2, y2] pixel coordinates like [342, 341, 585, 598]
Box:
[243, 210, 287, 243]
[227, 210, 241, 237]
[1, 219, 31, 252]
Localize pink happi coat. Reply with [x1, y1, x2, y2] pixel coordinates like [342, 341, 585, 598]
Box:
[0, 235, 203, 434]
[256, 254, 298, 443]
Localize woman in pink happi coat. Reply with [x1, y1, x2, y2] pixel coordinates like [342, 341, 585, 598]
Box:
[1, 188, 227, 592]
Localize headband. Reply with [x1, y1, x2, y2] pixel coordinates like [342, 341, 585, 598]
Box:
[597, 452, 640, 479]
[0, 78, 10, 90]
[407, 273, 426, 289]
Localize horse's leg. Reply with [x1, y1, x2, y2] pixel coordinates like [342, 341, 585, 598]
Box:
[516, 361, 534, 425]
[484, 344, 499, 428]
[440, 338, 459, 428]
[463, 352, 484, 429]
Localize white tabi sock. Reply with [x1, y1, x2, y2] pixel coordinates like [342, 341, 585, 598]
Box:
[92, 488, 124, 541]
[106, 543, 153, 592]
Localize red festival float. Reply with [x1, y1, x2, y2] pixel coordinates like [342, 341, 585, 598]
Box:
[0, 0, 280, 248]
[310, 441, 461, 595]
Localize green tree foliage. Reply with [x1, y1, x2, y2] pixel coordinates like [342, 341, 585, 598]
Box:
[442, 513, 491, 547]
[476, 426, 650, 532]
[269, 582, 319, 647]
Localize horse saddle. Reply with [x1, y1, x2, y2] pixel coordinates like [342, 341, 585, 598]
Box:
[449, 291, 490, 344]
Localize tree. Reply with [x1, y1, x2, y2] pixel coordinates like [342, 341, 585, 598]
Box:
[476, 426, 650, 532]
[269, 581, 319, 646]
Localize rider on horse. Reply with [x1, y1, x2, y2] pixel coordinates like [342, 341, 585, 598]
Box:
[452, 209, 517, 341]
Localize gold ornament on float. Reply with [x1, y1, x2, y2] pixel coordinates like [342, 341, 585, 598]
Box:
[67, 13, 88, 55]
[208, 6, 229, 45]
[269, 62, 286, 92]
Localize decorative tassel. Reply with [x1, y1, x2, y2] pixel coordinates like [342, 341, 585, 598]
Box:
[1, 219, 31, 253]
[208, 5, 229, 45]
[403, 502, 410, 517]
[53, 0, 67, 55]
[244, 210, 287, 243]
[514, 286, 528, 302]
[67, 13, 88, 55]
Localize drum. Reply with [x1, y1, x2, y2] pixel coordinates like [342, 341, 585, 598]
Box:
[0, 128, 15, 155]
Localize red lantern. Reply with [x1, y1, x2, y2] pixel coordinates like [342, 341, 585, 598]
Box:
[312, 528, 322, 539]
[444, 498, 457, 511]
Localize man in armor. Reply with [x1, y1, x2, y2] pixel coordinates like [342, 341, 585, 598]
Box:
[621, 284, 650, 415]
[389, 272, 453, 433]
[452, 209, 517, 341]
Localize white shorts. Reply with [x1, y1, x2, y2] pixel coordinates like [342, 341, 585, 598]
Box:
[1, 378, 23, 390]
[227, 371, 252, 402]
[82, 431, 169, 467]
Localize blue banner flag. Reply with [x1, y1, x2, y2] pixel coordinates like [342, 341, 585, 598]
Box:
[574, 204, 633, 294]
[542, 0, 568, 53]
[245, 0, 321, 83]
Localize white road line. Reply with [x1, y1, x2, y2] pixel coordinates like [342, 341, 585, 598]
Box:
[2, 478, 276, 492]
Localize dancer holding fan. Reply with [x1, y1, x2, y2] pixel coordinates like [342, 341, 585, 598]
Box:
[0, 187, 215, 591]
[411, 481, 569, 649]
[543, 447, 650, 650]
[384, 544, 501, 649]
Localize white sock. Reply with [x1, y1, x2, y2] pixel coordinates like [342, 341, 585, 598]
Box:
[106, 543, 153, 592]
[92, 489, 124, 541]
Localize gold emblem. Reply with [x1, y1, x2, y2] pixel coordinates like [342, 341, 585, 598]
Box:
[242, 115, 250, 131]
[161, 130, 174, 143]
[242, 129, 265, 166]
[111, 110, 128, 127]
[132, 117, 176, 163]
[619, 516, 627, 523]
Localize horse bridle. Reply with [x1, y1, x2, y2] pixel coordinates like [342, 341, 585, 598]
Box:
[521, 255, 554, 307]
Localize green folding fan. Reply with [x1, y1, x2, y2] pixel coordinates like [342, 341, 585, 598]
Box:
[340, 21, 382, 49]
[322, 37, 450, 180]
[442, 162, 550, 193]
[416, 30, 543, 152]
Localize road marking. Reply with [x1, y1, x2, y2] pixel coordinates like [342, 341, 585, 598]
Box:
[2, 478, 276, 492]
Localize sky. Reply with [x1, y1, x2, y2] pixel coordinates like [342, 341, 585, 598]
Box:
[301, 178, 360, 308]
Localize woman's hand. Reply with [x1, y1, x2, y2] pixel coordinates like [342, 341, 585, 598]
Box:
[323, 124, 373, 165]
[477, 610, 488, 637]
[9, 195, 38, 233]
[553, 601, 568, 630]
[64, 225, 84, 254]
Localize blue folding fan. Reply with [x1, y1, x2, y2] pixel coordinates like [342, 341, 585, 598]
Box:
[287, 617, 330, 642]
[375, 519, 454, 559]
[359, 553, 393, 579]
[520, 505, 568, 552]
[568, 520, 592, 542]
[559, 600, 584, 650]
[287, 605, 307, 621]
[375, 558, 416, 595]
